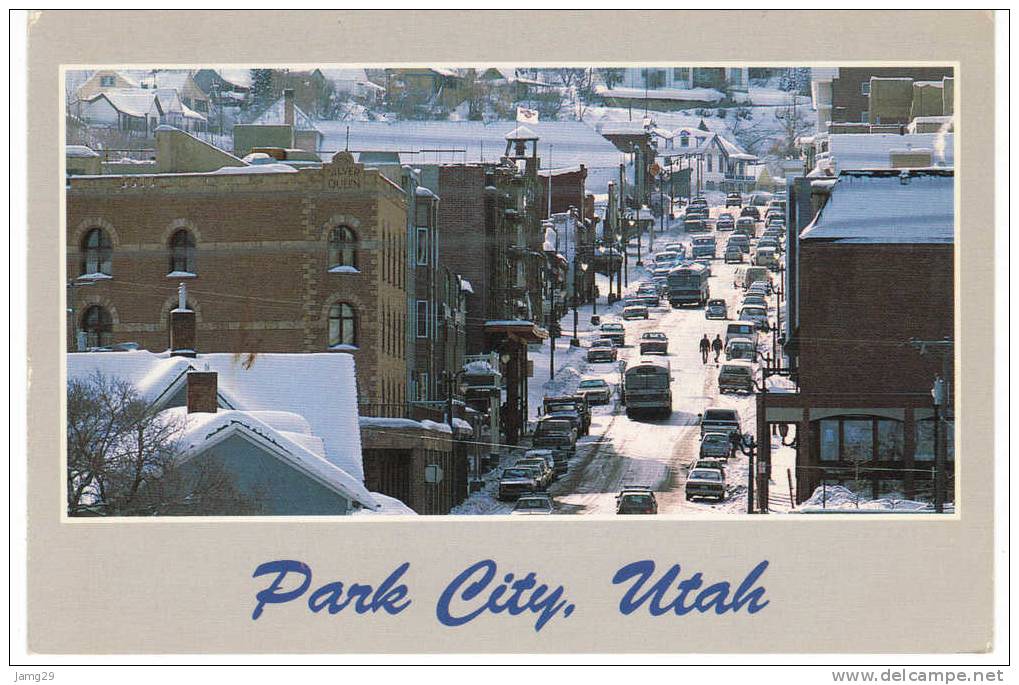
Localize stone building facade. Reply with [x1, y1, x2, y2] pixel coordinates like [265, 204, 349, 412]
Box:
[66, 151, 410, 410]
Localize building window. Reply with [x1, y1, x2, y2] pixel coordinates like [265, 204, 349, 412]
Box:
[915, 416, 955, 462]
[168, 229, 196, 274]
[416, 227, 429, 265]
[194, 99, 208, 113]
[641, 68, 665, 89]
[672, 67, 690, 83]
[707, 155, 713, 172]
[100, 75, 115, 87]
[415, 200, 432, 228]
[416, 300, 429, 338]
[328, 226, 357, 270]
[328, 303, 357, 348]
[861, 110, 870, 124]
[817, 416, 904, 462]
[861, 81, 871, 96]
[81, 228, 112, 276]
[81, 305, 113, 348]
[680, 133, 689, 147]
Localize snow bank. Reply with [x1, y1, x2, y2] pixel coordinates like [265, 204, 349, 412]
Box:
[798, 484, 944, 512]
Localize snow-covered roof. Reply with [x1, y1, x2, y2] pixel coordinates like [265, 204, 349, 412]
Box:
[320, 120, 621, 171]
[319, 67, 370, 83]
[504, 125, 538, 140]
[251, 96, 321, 132]
[66, 145, 100, 158]
[66, 350, 370, 492]
[164, 406, 375, 509]
[800, 170, 954, 244]
[593, 84, 724, 103]
[139, 70, 195, 92]
[90, 89, 161, 118]
[826, 133, 954, 172]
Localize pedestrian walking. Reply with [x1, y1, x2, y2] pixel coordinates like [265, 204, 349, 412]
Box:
[699, 334, 710, 364]
[712, 334, 723, 363]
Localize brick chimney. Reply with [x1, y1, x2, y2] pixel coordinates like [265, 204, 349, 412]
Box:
[283, 88, 295, 128]
[186, 370, 218, 414]
[169, 282, 196, 357]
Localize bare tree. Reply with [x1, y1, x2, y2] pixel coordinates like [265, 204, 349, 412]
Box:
[67, 371, 265, 516]
[771, 93, 813, 159]
[725, 105, 774, 157]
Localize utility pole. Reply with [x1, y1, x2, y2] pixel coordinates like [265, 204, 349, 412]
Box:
[909, 337, 954, 512]
[734, 431, 758, 513]
[617, 164, 624, 296]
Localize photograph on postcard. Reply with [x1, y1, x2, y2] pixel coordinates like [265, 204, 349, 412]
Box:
[62, 64, 957, 518]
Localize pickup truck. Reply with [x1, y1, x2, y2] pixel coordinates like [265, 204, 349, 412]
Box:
[699, 407, 741, 439]
[543, 395, 591, 436]
[532, 416, 577, 464]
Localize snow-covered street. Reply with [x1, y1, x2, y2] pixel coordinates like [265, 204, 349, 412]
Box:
[454, 203, 788, 515]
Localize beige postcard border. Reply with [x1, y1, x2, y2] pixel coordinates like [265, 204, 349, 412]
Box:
[27, 10, 995, 654]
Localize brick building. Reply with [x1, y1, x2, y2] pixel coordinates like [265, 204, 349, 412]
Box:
[759, 169, 955, 506]
[66, 150, 410, 411]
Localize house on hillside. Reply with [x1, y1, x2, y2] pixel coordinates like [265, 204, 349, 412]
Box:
[73, 70, 141, 102]
[660, 129, 758, 194]
[320, 68, 386, 104]
[594, 67, 749, 111]
[138, 70, 212, 117]
[383, 67, 468, 113]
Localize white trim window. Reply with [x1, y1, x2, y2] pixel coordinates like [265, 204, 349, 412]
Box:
[416, 300, 429, 338]
[416, 227, 429, 266]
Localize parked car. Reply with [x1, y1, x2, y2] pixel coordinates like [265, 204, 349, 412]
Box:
[498, 466, 540, 501]
[724, 247, 743, 264]
[739, 305, 770, 330]
[615, 486, 658, 515]
[725, 322, 757, 344]
[740, 205, 760, 220]
[623, 304, 649, 320]
[725, 192, 742, 207]
[705, 298, 728, 320]
[665, 243, 686, 258]
[522, 449, 558, 477]
[699, 432, 733, 459]
[639, 331, 669, 355]
[525, 445, 568, 478]
[577, 377, 612, 405]
[684, 218, 708, 232]
[587, 338, 618, 363]
[727, 235, 751, 253]
[686, 468, 726, 502]
[511, 493, 556, 515]
[600, 322, 626, 346]
[515, 456, 555, 488]
[544, 395, 591, 436]
[757, 237, 781, 252]
[716, 213, 735, 231]
[699, 407, 742, 438]
[718, 362, 755, 394]
[532, 416, 577, 456]
[694, 458, 727, 476]
[725, 336, 757, 362]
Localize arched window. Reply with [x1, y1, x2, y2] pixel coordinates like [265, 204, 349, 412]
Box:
[328, 303, 357, 348]
[168, 229, 196, 274]
[81, 305, 113, 348]
[81, 228, 112, 276]
[328, 226, 357, 270]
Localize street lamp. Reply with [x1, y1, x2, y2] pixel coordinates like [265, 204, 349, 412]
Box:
[571, 260, 588, 346]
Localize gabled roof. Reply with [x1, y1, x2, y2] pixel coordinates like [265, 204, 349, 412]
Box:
[66, 350, 372, 505]
[87, 89, 163, 118]
[251, 95, 321, 132]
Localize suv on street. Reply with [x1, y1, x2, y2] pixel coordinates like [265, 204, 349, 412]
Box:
[684, 218, 708, 233]
[685, 468, 726, 503]
[600, 322, 626, 347]
[724, 246, 743, 264]
[725, 322, 756, 345]
[544, 395, 591, 436]
[615, 486, 658, 514]
[716, 213, 735, 231]
[587, 338, 618, 363]
[718, 362, 755, 394]
[725, 192, 742, 207]
[725, 336, 757, 362]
